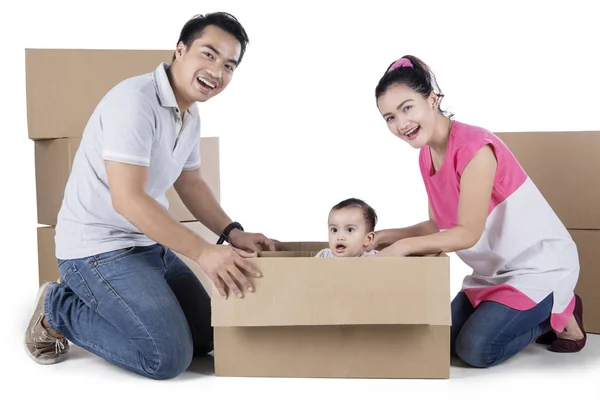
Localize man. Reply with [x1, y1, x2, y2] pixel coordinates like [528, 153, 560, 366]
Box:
[24, 12, 275, 380]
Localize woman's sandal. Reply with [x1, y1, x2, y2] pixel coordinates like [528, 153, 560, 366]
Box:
[535, 330, 557, 345]
[548, 294, 587, 353]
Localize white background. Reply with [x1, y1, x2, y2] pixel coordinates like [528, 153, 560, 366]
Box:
[1, 0, 599, 398]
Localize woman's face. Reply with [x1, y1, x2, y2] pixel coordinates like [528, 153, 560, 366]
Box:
[377, 83, 437, 149]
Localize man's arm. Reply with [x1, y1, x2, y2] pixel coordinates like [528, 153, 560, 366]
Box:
[173, 167, 275, 252]
[107, 160, 261, 298]
[105, 161, 210, 261]
[173, 168, 233, 237]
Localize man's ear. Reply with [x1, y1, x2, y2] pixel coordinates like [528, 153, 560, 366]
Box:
[174, 41, 186, 61]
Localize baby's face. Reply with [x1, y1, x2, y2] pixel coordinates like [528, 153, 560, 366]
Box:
[327, 208, 373, 257]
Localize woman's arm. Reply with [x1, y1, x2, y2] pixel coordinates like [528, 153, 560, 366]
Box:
[371, 203, 439, 250]
[378, 144, 497, 256]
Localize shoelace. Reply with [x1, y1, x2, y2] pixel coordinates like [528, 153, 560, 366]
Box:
[54, 338, 67, 354]
[36, 330, 67, 354]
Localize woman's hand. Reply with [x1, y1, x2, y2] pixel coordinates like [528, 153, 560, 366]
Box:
[376, 240, 411, 257]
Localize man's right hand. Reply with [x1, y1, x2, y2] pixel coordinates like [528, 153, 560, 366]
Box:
[195, 244, 262, 299]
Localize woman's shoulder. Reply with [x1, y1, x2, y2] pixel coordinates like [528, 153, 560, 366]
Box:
[449, 120, 509, 159]
[451, 120, 497, 145]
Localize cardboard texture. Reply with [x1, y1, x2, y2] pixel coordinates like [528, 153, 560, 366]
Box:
[37, 226, 58, 286]
[496, 131, 600, 230]
[37, 222, 215, 295]
[25, 49, 172, 140]
[34, 137, 220, 225]
[569, 230, 600, 333]
[212, 242, 451, 379]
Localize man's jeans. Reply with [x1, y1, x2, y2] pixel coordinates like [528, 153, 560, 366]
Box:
[44, 244, 212, 380]
[451, 291, 553, 368]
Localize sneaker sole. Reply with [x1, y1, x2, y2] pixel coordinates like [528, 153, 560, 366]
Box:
[23, 282, 68, 365]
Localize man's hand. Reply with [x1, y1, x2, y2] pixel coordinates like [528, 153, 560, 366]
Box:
[376, 240, 411, 257]
[228, 229, 276, 253]
[196, 244, 262, 299]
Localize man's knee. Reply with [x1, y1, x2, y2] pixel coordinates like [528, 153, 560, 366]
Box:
[143, 332, 194, 380]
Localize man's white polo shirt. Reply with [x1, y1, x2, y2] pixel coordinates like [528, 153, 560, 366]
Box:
[55, 63, 201, 260]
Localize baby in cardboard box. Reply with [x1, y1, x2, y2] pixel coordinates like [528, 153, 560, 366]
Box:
[315, 198, 379, 257]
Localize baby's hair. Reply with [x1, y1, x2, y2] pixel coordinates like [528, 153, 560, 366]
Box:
[331, 198, 378, 232]
[375, 54, 453, 119]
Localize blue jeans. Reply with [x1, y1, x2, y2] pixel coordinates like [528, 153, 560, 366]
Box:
[451, 292, 553, 367]
[44, 244, 212, 380]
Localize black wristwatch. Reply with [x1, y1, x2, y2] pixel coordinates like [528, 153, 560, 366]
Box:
[217, 221, 244, 245]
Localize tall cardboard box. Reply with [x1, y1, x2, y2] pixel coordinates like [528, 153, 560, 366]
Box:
[37, 222, 215, 294]
[34, 137, 220, 225]
[496, 131, 600, 334]
[495, 131, 600, 230]
[25, 49, 173, 140]
[212, 242, 451, 379]
[568, 230, 600, 333]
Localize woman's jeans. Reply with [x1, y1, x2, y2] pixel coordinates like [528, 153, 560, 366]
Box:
[44, 244, 212, 380]
[451, 291, 553, 367]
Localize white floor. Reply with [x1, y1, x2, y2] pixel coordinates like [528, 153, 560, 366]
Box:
[7, 296, 600, 400]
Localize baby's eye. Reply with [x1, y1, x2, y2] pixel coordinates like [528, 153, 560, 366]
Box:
[330, 227, 337, 233]
[347, 228, 354, 233]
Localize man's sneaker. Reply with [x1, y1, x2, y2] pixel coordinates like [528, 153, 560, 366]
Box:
[24, 282, 70, 365]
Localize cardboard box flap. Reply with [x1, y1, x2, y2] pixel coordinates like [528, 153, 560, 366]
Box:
[212, 257, 450, 327]
[274, 242, 329, 252]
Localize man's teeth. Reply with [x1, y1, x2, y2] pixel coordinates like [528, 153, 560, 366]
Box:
[197, 77, 216, 89]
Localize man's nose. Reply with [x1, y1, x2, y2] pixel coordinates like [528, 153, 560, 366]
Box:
[206, 65, 222, 79]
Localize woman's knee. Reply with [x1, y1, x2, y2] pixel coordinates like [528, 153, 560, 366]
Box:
[454, 329, 500, 368]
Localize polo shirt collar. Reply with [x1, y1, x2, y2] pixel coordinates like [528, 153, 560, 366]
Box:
[153, 62, 199, 118]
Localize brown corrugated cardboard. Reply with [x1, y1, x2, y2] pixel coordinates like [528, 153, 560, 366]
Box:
[569, 230, 600, 334]
[34, 137, 220, 225]
[212, 242, 451, 379]
[34, 137, 81, 226]
[37, 222, 215, 295]
[37, 226, 58, 286]
[495, 131, 600, 229]
[25, 49, 172, 140]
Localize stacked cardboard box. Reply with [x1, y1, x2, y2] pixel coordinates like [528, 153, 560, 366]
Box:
[26, 49, 219, 293]
[497, 131, 600, 333]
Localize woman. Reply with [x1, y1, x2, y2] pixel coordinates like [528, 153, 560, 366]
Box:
[370, 55, 587, 367]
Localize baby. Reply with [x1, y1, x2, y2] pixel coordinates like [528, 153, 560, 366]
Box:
[315, 198, 379, 257]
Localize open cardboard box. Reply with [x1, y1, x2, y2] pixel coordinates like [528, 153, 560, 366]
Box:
[212, 241, 451, 379]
